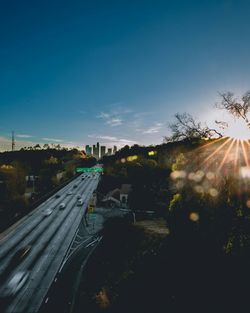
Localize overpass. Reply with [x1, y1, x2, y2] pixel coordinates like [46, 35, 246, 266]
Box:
[0, 170, 101, 313]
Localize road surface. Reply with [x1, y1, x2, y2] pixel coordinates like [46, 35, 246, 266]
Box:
[0, 170, 100, 313]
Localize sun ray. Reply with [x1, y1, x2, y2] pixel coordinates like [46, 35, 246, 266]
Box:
[233, 139, 240, 172]
[240, 140, 250, 168]
[202, 137, 232, 167]
[244, 140, 250, 149]
[193, 136, 226, 153]
[218, 138, 236, 171]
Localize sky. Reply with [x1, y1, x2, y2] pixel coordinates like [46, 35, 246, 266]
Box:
[0, 0, 250, 151]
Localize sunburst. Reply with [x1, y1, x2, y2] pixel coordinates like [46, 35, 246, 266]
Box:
[189, 127, 250, 183]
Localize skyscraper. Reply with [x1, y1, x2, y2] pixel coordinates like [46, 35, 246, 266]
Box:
[93, 143, 99, 159]
[85, 145, 92, 156]
[96, 142, 100, 159]
[107, 148, 112, 155]
[113, 145, 117, 154]
[92, 144, 96, 158]
[100, 145, 106, 158]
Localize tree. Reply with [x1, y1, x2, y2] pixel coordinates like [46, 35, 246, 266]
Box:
[43, 143, 50, 149]
[216, 91, 250, 128]
[0, 162, 27, 202]
[45, 156, 58, 165]
[34, 144, 41, 150]
[164, 113, 222, 143]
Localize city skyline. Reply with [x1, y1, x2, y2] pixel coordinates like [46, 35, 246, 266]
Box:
[86, 143, 118, 159]
[0, 130, 120, 153]
[0, 131, 128, 152]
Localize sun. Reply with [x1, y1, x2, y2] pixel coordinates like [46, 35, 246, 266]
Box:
[224, 118, 250, 140]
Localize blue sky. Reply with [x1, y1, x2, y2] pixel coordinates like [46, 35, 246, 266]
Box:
[1, 0, 250, 150]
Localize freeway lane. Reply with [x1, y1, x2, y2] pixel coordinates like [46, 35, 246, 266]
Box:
[0, 175, 82, 254]
[0, 175, 84, 277]
[0, 171, 101, 313]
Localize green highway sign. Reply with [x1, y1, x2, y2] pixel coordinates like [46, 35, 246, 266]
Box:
[76, 167, 103, 173]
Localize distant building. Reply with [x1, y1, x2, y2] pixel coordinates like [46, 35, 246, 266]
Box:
[92, 144, 97, 159]
[101, 184, 132, 208]
[97, 142, 100, 158]
[107, 148, 112, 155]
[100, 145, 106, 158]
[85, 145, 92, 156]
[87, 142, 115, 159]
[93, 143, 100, 159]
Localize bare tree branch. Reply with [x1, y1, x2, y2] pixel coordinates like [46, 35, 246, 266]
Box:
[216, 91, 250, 126]
[215, 120, 229, 129]
[164, 113, 222, 143]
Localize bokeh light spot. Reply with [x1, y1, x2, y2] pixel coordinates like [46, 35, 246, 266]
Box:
[240, 167, 250, 179]
[148, 150, 157, 156]
[206, 172, 215, 180]
[189, 212, 199, 222]
[194, 185, 204, 193]
[127, 155, 138, 162]
[170, 170, 186, 180]
[194, 170, 204, 182]
[176, 181, 185, 189]
[209, 188, 219, 197]
[188, 172, 196, 180]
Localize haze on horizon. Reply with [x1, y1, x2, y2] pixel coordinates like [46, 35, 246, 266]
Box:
[1, 0, 250, 151]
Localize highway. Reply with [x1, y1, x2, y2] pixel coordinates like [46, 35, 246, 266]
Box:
[0, 170, 101, 313]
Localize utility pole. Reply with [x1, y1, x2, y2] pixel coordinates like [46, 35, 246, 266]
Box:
[11, 131, 15, 151]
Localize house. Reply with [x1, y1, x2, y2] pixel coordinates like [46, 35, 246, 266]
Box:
[102, 184, 132, 208]
[102, 188, 121, 208]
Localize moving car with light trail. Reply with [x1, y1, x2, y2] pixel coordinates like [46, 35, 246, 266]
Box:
[59, 203, 66, 210]
[0, 271, 30, 298]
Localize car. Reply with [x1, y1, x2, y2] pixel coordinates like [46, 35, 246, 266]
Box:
[8, 246, 32, 268]
[0, 271, 30, 298]
[67, 191, 72, 195]
[55, 194, 60, 198]
[73, 184, 77, 188]
[59, 203, 66, 210]
[77, 195, 81, 199]
[77, 199, 83, 206]
[43, 208, 53, 216]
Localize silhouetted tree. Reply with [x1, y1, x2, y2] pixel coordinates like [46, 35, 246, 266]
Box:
[216, 91, 250, 129]
[165, 113, 222, 143]
[34, 144, 41, 150]
[43, 143, 50, 149]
